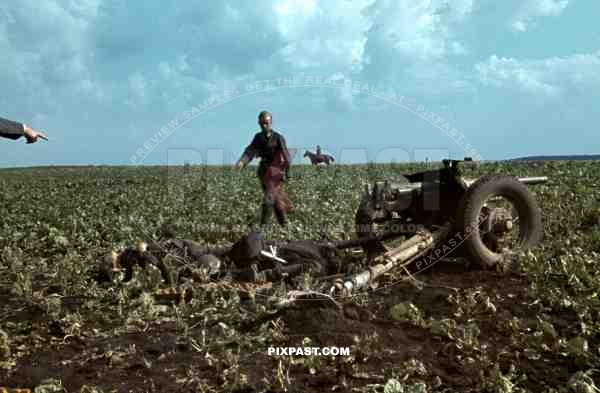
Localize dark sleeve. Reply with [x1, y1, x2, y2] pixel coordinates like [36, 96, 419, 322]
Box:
[240, 133, 261, 164]
[0, 116, 25, 140]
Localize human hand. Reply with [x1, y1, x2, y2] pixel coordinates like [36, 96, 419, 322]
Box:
[23, 125, 49, 144]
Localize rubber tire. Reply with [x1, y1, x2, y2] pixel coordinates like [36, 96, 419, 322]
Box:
[456, 174, 543, 268]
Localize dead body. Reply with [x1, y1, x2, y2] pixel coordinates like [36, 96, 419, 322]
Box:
[99, 229, 342, 286]
[98, 242, 173, 284]
[225, 229, 343, 283]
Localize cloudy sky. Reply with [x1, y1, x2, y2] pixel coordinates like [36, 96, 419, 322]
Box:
[1, 0, 599, 167]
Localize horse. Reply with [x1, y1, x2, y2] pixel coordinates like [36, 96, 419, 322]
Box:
[304, 150, 335, 166]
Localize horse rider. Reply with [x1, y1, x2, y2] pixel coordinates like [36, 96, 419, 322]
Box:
[316, 145, 322, 157]
[235, 110, 293, 227]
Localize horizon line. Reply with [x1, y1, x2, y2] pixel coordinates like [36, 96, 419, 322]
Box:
[1, 154, 599, 170]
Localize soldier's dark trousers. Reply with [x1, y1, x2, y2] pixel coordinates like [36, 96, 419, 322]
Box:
[260, 181, 286, 227]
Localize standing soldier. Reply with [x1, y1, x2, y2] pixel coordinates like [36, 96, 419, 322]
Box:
[235, 110, 293, 227]
[0, 116, 48, 143]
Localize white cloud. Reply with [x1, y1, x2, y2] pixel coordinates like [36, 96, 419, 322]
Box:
[450, 41, 469, 55]
[1, 0, 599, 166]
[273, 0, 318, 16]
[475, 50, 600, 96]
[0, 0, 102, 113]
[271, 0, 375, 74]
[0, 0, 481, 116]
[271, 0, 475, 71]
[510, 0, 569, 32]
[369, 0, 474, 60]
[355, 0, 477, 103]
[258, 0, 478, 110]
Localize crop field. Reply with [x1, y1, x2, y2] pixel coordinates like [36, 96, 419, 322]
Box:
[0, 160, 599, 392]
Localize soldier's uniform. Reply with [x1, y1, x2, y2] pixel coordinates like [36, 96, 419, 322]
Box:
[225, 229, 342, 283]
[240, 129, 293, 227]
[0, 116, 25, 140]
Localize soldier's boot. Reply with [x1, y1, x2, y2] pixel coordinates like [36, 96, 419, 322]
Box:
[261, 187, 276, 227]
[275, 208, 287, 227]
[260, 202, 273, 227]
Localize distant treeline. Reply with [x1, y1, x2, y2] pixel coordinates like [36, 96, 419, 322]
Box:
[509, 155, 600, 161]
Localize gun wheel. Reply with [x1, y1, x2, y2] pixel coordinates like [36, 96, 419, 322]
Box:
[457, 174, 543, 269]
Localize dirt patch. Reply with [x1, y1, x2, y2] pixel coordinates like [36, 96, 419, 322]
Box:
[1, 322, 221, 392]
[0, 267, 586, 392]
[246, 301, 481, 391]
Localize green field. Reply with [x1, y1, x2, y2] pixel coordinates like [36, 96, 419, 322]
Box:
[1, 161, 599, 392]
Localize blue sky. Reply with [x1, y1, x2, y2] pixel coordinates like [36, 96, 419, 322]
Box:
[1, 0, 599, 167]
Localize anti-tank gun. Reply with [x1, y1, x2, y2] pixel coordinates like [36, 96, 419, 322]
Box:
[354, 157, 547, 270]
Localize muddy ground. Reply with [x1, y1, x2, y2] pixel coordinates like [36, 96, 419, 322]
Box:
[2, 258, 593, 393]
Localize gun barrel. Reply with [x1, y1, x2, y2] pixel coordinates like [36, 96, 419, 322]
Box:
[392, 183, 422, 196]
[464, 176, 548, 188]
[335, 223, 452, 294]
[517, 176, 548, 185]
